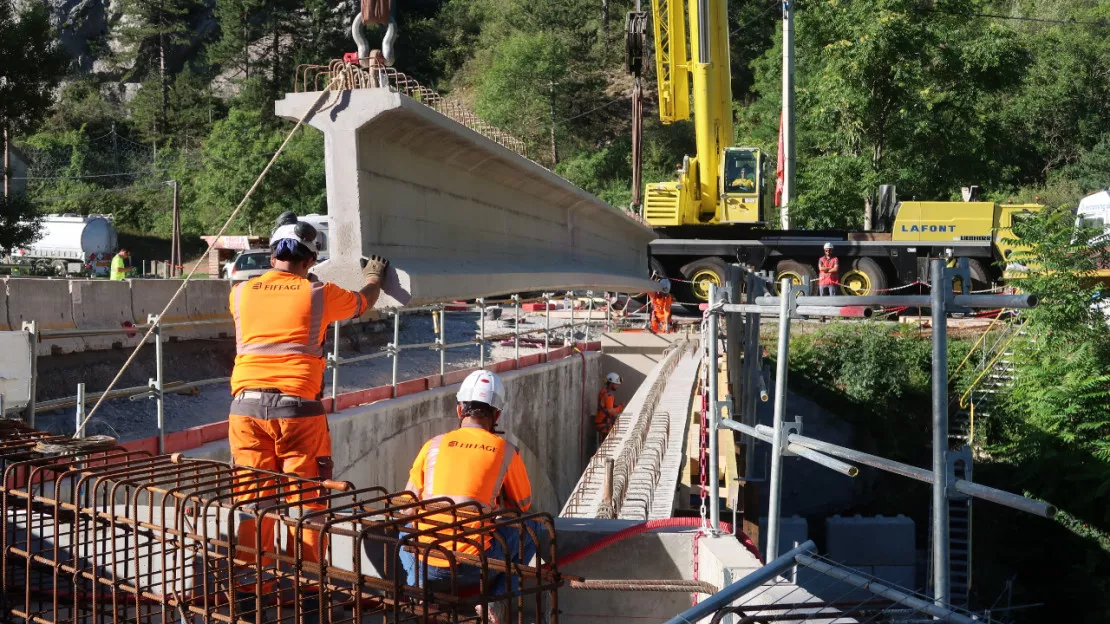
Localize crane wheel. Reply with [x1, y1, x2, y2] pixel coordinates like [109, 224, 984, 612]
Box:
[775, 260, 817, 295]
[679, 257, 728, 303]
[951, 259, 990, 293]
[839, 258, 888, 296]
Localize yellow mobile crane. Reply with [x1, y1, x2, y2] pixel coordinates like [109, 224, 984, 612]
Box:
[643, 0, 766, 228]
[637, 0, 1041, 304]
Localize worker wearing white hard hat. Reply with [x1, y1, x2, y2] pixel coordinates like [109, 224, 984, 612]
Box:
[818, 243, 839, 296]
[595, 373, 624, 442]
[401, 370, 540, 622]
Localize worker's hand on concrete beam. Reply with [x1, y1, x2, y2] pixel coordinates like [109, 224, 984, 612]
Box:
[361, 254, 390, 284]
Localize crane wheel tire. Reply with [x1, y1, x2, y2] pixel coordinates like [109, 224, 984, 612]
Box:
[51, 260, 67, 277]
[953, 259, 990, 293]
[679, 257, 729, 303]
[775, 259, 817, 295]
[839, 258, 888, 296]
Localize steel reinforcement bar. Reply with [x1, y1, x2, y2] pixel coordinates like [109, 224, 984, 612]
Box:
[0, 420, 560, 624]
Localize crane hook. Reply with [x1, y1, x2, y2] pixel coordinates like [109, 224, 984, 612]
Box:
[351, 10, 398, 68]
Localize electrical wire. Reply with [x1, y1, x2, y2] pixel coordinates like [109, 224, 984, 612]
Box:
[555, 96, 630, 126]
[31, 182, 169, 202]
[14, 170, 156, 181]
[919, 6, 1110, 27]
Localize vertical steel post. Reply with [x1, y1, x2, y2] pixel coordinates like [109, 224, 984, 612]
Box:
[478, 299, 486, 368]
[439, 307, 446, 384]
[544, 295, 551, 359]
[75, 383, 86, 438]
[22, 321, 37, 427]
[391, 311, 401, 396]
[437, 304, 446, 379]
[780, 0, 796, 230]
[586, 291, 594, 342]
[151, 316, 165, 455]
[0, 393, 4, 419]
[569, 292, 576, 346]
[707, 284, 721, 532]
[606, 292, 612, 332]
[930, 259, 950, 606]
[766, 278, 793, 560]
[513, 294, 521, 365]
[330, 321, 340, 411]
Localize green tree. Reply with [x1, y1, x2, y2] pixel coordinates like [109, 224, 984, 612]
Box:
[113, 0, 201, 138]
[475, 31, 570, 164]
[191, 107, 325, 234]
[0, 194, 42, 251]
[737, 0, 1028, 228]
[0, 0, 67, 135]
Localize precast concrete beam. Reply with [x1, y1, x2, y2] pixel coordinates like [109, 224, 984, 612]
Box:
[275, 89, 658, 306]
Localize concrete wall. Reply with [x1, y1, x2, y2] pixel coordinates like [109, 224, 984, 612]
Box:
[598, 332, 688, 408]
[275, 89, 658, 306]
[186, 352, 602, 516]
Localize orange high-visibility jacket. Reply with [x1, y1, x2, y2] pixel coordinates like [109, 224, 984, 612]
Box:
[230, 270, 368, 399]
[595, 388, 621, 433]
[407, 424, 533, 563]
[650, 292, 673, 318]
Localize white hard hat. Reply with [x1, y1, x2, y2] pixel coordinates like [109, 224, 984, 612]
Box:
[658, 278, 672, 294]
[824, 242, 834, 250]
[606, 372, 623, 385]
[457, 370, 506, 411]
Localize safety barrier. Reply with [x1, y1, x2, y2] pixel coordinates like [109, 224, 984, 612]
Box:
[185, 279, 233, 339]
[6, 278, 82, 355]
[69, 279, 137, 351]
[0, 278, 8, 332]
[128, 278, 195, 339]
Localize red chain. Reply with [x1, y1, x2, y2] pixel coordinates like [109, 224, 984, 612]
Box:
[692, 532, 702, 605]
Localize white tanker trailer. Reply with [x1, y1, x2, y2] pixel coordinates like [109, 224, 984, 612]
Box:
[4, 214, 118, 277]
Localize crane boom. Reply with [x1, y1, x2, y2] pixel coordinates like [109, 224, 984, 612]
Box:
[644, 0, 766, 228]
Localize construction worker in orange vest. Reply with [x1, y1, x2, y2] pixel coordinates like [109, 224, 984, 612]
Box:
[401, 370, 540, 624]
[649, 278, 674, 333]
[595, 372, 623, 442]
[227, 211, 389, 616]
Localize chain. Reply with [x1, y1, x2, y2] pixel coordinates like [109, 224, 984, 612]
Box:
[693, 318, 711, 606]
[691, 532, 702, 606]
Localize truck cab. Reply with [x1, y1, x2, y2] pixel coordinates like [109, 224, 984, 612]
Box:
[718, 147, 764, 223]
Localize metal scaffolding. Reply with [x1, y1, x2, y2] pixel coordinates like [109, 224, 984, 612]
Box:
[699, 258, 1055, 613]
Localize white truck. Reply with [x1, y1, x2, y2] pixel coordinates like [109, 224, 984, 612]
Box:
[299, 213, 331, 262]
[5, 214, 119, 277]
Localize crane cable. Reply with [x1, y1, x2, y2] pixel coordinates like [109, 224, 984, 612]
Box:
[73, 81, 341, 438]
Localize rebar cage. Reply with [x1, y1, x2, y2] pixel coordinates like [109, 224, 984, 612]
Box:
[0, 421, 560, 624]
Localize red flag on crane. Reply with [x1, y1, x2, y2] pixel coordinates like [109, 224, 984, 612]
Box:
[775, 111, 785, 207]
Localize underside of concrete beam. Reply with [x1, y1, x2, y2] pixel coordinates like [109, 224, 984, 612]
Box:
[275, 89, 658, 306]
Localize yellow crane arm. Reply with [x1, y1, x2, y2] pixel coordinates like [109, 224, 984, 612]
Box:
[651, 0, 691, 123]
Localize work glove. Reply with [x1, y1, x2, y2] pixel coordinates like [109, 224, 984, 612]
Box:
[361, 254, 389, 282]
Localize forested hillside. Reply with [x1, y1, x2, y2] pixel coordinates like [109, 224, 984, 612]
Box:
[2, 0, 1107, 239]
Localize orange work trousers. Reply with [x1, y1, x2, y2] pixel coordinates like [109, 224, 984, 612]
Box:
[228, 413, 332, 579]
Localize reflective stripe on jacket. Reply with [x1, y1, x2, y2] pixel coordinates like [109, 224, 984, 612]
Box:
[407, 424, 533, 563]
[230, 270, 368, 399]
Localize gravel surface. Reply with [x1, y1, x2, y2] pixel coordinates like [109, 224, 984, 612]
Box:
[35, 308, 613, 443]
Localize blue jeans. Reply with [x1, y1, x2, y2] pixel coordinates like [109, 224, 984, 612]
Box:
[820, 285, 837, 296]
[399, 519, 542, 596]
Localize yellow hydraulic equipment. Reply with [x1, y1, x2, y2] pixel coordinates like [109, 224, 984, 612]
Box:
[645, 0, 765, 227]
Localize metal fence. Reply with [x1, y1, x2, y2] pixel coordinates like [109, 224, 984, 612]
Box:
[5, 292, 626, 454]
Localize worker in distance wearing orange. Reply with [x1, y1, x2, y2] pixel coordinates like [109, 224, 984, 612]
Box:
[649, 278, 674, 333]
[227, 211, 389, 617]
[401, 370, 540, 624]
[595, 372, 623, 443]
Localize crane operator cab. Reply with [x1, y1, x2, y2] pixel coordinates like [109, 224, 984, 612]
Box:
[719, 147, 765, 223]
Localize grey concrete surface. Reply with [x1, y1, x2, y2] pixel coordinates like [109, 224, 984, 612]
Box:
[274, 89, 658, 305]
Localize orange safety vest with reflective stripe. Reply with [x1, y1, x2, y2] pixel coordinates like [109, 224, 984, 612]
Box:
[230, 270, 368, 400]
[595, 388, 620, 434]
[819, 256, 839, 286]
[407, 424, 532, 564]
